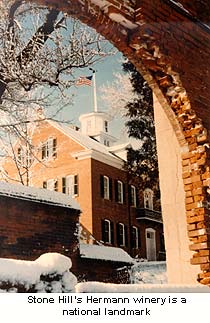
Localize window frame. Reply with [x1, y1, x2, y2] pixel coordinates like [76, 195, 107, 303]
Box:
[131, 226, 139, 249]
[117, 180, 124, 204]
[103, 175, 110, 200]
[43, 179, 58, 191]
[41, 137, 57, 160]
[103, 219, 112, 244]
[62, 174, 79, 196]
[144, 188, 154, 210]
[104, 120, 108, 132]
[130, 185, 137, 207]
[117, 222, 125, 247]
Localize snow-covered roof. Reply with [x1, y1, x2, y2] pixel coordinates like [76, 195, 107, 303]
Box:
[49, 120, 122, 161]
[0, 181, 80, 210]
[79, 244, 134, 264]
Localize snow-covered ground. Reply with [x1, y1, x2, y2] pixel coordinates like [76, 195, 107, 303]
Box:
[0, 253, 209, 293]
[130, 260, 167, 284]
[76, 260, 209, 292]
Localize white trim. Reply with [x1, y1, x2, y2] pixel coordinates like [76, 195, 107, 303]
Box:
[71, 149, 124, 169]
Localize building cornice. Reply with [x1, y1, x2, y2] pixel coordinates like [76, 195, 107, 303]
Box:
[71, 149, 124, 170]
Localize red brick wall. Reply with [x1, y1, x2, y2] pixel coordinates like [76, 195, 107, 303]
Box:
[0, 195, 80, 271]
[91, 159, 164, 259]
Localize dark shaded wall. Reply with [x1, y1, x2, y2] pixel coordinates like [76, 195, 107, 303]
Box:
[0, 195, 80, 272]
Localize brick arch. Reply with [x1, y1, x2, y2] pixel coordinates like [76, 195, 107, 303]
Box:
[29, 0, 210, 285]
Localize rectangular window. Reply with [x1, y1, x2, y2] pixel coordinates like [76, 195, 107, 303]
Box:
[131, 185, 137, 207]
[115, 180, 125, 204]
[41, 138, 57, 160]
[160, 233, 165, 252]
[62, 175, 79, 196]
[131, 226, 139, 249]
[104, 176, 109, 199]
[43, 179, 58, 191]
[104, 121, 108, 133]
[117, 223, 127, 247]
[117, 181, 123, 204]
[17, 147, 23, 162]
[100, 175, 112, 200]
[118, 223, 125, 246]
[102, 219, 114, 244]
[74, 175, 78, 195]
[144, 189, 154, 210]
[104, 139, 110, 147]
[17, 147, 33, 166]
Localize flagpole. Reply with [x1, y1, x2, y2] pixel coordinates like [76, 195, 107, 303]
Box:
[90, 68, 98, 113]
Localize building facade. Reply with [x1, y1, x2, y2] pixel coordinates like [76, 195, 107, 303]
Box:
[2, 110, 165, 260]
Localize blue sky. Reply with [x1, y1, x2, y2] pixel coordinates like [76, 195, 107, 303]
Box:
[56, 51, 127, 140]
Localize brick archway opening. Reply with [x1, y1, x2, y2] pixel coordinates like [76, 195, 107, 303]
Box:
[28, 0, 210, 285]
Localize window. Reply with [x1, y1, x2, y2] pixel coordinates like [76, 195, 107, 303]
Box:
[17, 147, 23, 163]
[160, 233, 165, 252]
[102, 219, 114, 244]
[17, 147, 33, 166]
[62, 175, 79, 196]
[117, 181, 123, 204]
[104, 139, 110, 147]
[100, 175, 112, 200]
[130, 185, 137, 207]
[42, 138, 57, 160]
[43, 179, 58, 191]
[115, 180, 125, 204]
[147, 231, 155, 239]
[104, 176, 109, 199]
[144, 188, 154, 210]
[104, 121, 108, 132]
[117, 223, 125, 246]
[131, 226, 139, 249]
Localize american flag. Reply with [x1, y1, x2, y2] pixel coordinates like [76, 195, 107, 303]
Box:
[76, 75, 93, 86]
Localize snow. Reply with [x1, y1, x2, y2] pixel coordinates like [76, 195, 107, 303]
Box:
[130, 261, 167, 284]
[0, 254, 209, 293]
[108, 13, 138, 30]
[80, 244, 134, 263]
[76, 281, 210, 293]
[75, 260, 209, 292]
[0, 253, 77, 293]
[0, 181, 80, 210]
[34, 253, 72, 275]
[89, 0, 110, 13]
[0, 253, 71, 284]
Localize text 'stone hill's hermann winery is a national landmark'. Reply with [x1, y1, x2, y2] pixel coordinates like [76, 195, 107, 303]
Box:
[21, 0, 210, 287]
